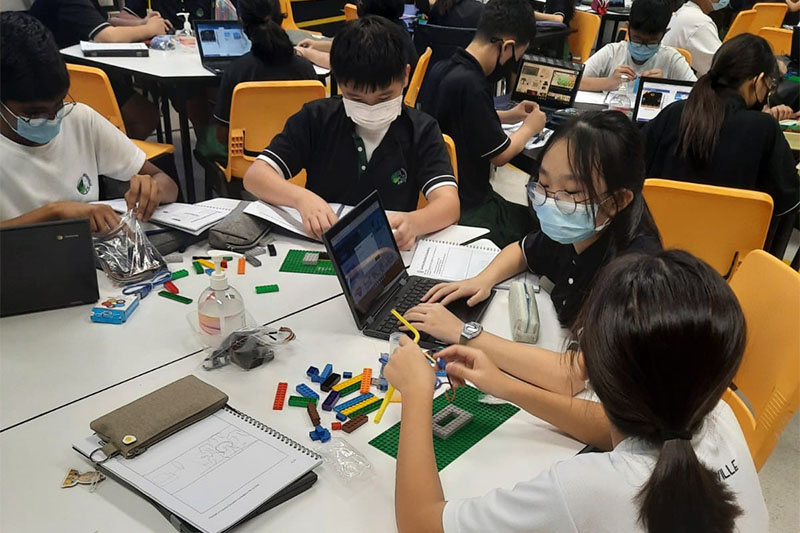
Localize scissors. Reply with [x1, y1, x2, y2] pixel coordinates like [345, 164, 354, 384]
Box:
[122, 269, 172, 299]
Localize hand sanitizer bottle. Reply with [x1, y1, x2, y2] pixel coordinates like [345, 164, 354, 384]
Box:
[198, 250, 246, 342]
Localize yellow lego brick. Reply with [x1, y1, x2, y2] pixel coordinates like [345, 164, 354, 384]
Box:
[341, 395, 381, 417]
[332, 373, 362, 392]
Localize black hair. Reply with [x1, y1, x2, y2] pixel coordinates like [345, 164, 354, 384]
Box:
[677, 34, 779, 165]
[239, 0, 294, 64]
[573, 250, 745, 533]
[628, 0, 672, 35]
[416, 0, 460, 16]
[330, 16, 408, 91]
[357, 0, 405, 19]
[0, 12, 69, 103]
[476, 0, 536, 45]
[536, 110, 661, 258]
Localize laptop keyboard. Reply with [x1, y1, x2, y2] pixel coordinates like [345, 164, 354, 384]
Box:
[372, 277, 440, 334]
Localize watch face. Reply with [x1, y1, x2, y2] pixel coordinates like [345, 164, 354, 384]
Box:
[463, 321, 482, 338]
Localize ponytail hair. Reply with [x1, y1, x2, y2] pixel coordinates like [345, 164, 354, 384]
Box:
[677, 34, 779, 165]
[573, 250, 746, 532]
[239, 0, 294, 64]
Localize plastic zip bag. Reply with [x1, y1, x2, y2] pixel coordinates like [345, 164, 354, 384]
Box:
[93, 210, 167, 285]
[203, 326, 296, 370]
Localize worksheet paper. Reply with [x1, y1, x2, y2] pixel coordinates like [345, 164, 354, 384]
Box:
[95, 198, 236, 235]
[408, 239, 500, 281]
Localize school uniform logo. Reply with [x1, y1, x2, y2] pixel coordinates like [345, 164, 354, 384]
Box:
[76, 173, 92, 195]
[390, 168, 407, 186]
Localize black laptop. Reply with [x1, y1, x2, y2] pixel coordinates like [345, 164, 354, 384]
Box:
[195, 20, 252, 75]
[1, 219, 99, 317]
[631, 76, 695, 125]
[510, 54, 584, 117]
[322, 192, 495, 349]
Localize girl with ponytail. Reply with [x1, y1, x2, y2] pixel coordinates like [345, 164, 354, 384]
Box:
[383, 250, 768, 532]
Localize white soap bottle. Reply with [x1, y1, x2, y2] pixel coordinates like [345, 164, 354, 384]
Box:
[197, 250, 246, 342]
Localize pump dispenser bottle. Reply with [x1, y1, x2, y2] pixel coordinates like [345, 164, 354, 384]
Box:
[197, 250, 246, 340]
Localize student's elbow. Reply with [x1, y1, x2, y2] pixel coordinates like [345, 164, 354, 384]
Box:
[491, 146, 517, 167]
[427, 186, 460, 225]
[396, 503, 445, 533]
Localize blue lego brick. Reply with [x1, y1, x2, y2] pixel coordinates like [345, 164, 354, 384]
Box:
[342, 371, 353, 379]
[436, 370, 447, 377]
[309, 430, 320, 441]
[333, 393, 373, 413]
[322, 390, 340, 411]
[377, 377, 389, 392]
[296, 383, 319, 399]
[378, 353, 389, 364]
[307, 366, 320, 381]
[336, 412, 347, 422]
[320, 363, 333, 380]
[310, 425, 331, 443]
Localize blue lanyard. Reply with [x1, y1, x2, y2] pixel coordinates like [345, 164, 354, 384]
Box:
[121, 270, 172, 299]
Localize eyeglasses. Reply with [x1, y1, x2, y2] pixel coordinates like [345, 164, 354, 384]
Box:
[1, 95, 77, 126]
[528, 180, 595, 215]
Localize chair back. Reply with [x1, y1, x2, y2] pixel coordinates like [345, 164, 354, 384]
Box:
[758, 27, 793, 54]
[417, 134, 458, 209]
[224, 81, 326, 182]
[568, 11, 601, 63]
[642, 178, 773, 278]
[412, 24, 476, 65]
[66, 64, 126, 132]
[344, 3, 358, 21]
[674, 46, 692, 66]
[722, 250, 800, 471]
[723, 9, 757, 41]
[405, 47, 433, 108]
[751, 2, 788, 33]
[280, 0, 301, 30]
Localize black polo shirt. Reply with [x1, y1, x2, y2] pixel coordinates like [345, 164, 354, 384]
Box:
[643, 96, 800, 217]
[520, 221, 662, 327]
[30, 0, 110, 49]
[257, 97, 457, 211]
[419, 49, 511, 210]
[124, 0, 213, 29]
[544, 0, 575, 25]
[428, 0, 484, 28]
[213, 53, 318, 124]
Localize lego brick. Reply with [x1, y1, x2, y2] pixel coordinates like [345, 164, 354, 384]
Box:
[431, 404, 473, 440]
[337, 381, 362, 397]
[342, 396, 382, 418]
[295, 383, 319, 400]
[320, 372, 341, 392]
[320, 363, 333, 380]
[331, 422, 342, 430]
[279, 250, 336, 276]
[377, 377, 389, 392]
[307, 366, 320, 382]
[288, 396, 317, 408]
[302, 252, 319, 265]
[332, 374, 362, 392]
[342, 371, 353, 379]
[255, 284, 279, 294]
[360, 368, 373, 394]
[307, 402, 321, 426]
[342, 414, 368, 434]
[272, 382, 288, 410]
[333, 393, 373, 413]
[340, 395, 381, 417]
[336, 412, 347, 422]
[322, 390, 340, 411]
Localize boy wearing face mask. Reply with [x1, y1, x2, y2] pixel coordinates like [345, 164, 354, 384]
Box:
[0, 13, 179, 232]
[243, 17, 459, 250]
[580, 0, 696, 92]
[418, 0, 544, 248]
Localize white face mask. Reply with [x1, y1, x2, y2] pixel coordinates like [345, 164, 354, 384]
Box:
[342, 94, 403, 131]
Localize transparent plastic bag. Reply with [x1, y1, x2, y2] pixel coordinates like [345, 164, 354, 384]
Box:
[93, 210, 167, 285]
[202, 326, 296, 370]
[314, 438, 373, 483]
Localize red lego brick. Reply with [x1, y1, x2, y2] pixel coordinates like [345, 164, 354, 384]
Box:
[360, 368, 372, 394]
[272, 382, 288, 410]
[307, 402, 321, 426]
[331, 422, 342, 430]
[342, 414, 368, 434]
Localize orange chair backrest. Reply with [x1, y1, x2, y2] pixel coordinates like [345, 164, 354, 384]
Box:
[750, 2, 788, 33]
[568, 11, 601, 63]
[722, 250, 800, 471]
[404, 47, 433, 108]
[344, 3, 359, 21]
[417, 134, 458, 209]
[66, 64, 126, 133]
[224, 81, 326, 182]
[674, 46, 692, 66]
[758, 27, 793, 54]
[280, 0, 300, 30]
[642, 179, 773, 277]
[723, 9, 757, 41]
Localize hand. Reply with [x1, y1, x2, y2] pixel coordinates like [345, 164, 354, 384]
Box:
[508, 100, 537, 122]
[521, 101, 546, 134]
[295, 189, 338, 238]
[383, 336, 436, 396]
[145, 15, 169, 35]
[297, 38, 322, 50]
[607, 65, 636, 90]
[767, 105, 799, 121]
[640, 68, 663, 78]
[387, 212, 418, 250]
[125, 174, 162, 221]
[437, 344, 507, 398]
[52, 202, 121, 233]
[294, 46, 308, 59]
[422, 276, 494, 307]
[403, 303, 464, 345]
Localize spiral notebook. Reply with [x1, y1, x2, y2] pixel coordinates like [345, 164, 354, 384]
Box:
[73, 406, 321, 533]
[93, 198, 238, 236]
[408, 239, 501, 282]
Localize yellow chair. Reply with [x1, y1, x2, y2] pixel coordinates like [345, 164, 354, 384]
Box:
[723, 9, 757, 42]
[568, 11, 601, 63]
[674, 46, 692, 66]
[217, 81, 326, 187]
[66, 64, 174, 161]
[642, 178, 773, 278]
[404, 47, 432, 108]
[417, 134, 458, 209]
[280, 0, 302, 30]
[344, 2, 359, 21]
[722, 250, 800, 471]
[751, 2, 788, 33]
[758, 27, 793, 54]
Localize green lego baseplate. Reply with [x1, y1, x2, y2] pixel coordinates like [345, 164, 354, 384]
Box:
[368, 385, 520, 471]
[279, 250, 336, 275]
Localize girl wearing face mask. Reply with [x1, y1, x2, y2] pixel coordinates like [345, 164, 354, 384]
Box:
[644, 34, 800, 247]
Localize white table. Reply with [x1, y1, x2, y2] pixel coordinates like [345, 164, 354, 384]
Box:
[0, 285, 581, 532]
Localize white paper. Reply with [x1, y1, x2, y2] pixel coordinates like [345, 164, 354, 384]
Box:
[80, 41, 147, 51]
[243, 200, 351, 241]
[94, 199, 232, 235]
[408, 239, 501, 282]
[574, 90, 609, 106]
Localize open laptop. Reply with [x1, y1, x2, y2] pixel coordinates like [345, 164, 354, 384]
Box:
[632, 77, 695, 124]
[511, 54, 584, 117]
[1, 219, 99, 317]
[195, 20, 252, 75]
[322, 192, 495, 349]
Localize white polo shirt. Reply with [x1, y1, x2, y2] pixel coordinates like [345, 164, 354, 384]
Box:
[663, 1, 721, 76]
[0, 103, 145, 221]
[442, 401, 768, 532]
[583, 41, 697, 82]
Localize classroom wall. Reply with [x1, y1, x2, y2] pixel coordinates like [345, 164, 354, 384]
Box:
[0, 0, 33, 10]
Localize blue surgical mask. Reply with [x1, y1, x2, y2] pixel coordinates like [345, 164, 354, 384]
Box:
[532, 191, 611, 245]
[711, 0, 729, 10]
[628, 41, 660, 63]
[1, 102, 67, 145]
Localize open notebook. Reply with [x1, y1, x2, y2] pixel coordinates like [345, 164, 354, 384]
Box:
[73, 406, 321, 533]
[94, 198, 238, 235]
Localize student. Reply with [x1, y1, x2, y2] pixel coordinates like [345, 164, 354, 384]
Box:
[535, 0, 575, 24]
[385, 250, 768, 532]
[643, 34, 800, 226]
[0, 13, 178, 231]
[580, 0, 696, 91]
[408, 111, 661, 333]
[419, 0, 544, 248]
[213, 0, 318, 145]
[662, 0, 725, 76]
[122, 0, 212, 30]
[415, 0, 484, 28]
[243, 17, 459, 250]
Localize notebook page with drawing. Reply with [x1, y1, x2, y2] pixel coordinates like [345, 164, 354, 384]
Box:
[73, 406, 321, 533]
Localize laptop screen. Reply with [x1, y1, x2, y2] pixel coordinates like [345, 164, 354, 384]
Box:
[633, 77, 694, 123]
[196, 21, 251, 59]
[325, 193, 405, 325]
[513, 56, 582, 109]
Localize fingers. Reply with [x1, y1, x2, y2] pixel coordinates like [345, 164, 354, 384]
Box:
[466, 291, 486, 307]
[134, 175, 152, 220]
[143, 178, 160, 221]
[325, 209, 338, 230]
[126, 175, 141, 212]
[422, 282, 450, 302]
[309, 215, 323, 239]
[302, 215, 313, 238]
[423, 283, 458, 303]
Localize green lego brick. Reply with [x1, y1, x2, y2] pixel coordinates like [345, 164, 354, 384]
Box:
[336, 381, 362, 397]
[288, 395, 318, 407]
[368, 385, 519, 471]
[347, 397, 383, 418]
[279, 250, 336, 276]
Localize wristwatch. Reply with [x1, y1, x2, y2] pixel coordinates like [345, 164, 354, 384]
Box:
[459, 321, 483, 345]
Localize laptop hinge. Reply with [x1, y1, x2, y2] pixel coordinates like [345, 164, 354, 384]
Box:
[365, 275, 408, 325]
